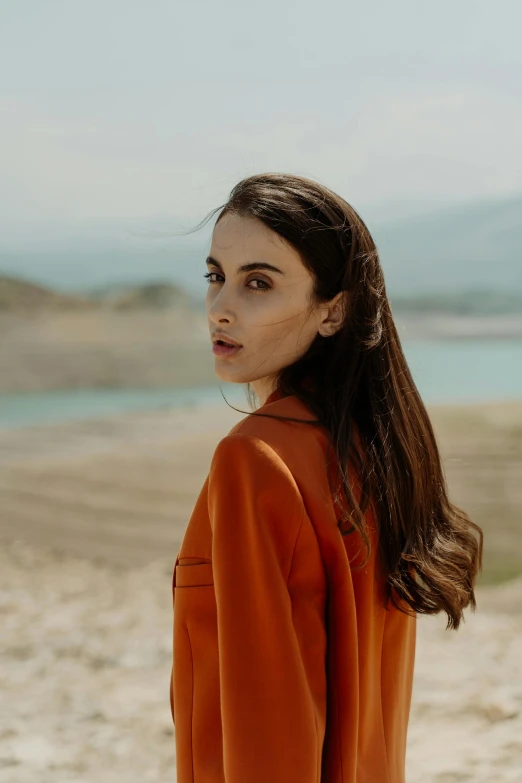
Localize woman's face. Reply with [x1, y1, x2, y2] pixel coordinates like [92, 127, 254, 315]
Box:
[205, 212, 341, 403]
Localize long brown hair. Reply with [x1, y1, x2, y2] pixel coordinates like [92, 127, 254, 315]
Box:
[188, 172, 483, 631]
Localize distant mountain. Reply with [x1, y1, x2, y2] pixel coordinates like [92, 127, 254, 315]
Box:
[370, 192, 522, 295]
[0, 192, 520, 298]
[88, 280, 195, 310]
[0, 275, 195, 311]
[0, 275, 95, 311]
[0, 227, 208, 297]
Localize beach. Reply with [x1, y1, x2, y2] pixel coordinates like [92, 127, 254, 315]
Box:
[1, 398, 521, 782]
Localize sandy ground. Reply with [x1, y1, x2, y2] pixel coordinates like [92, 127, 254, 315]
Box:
[1, 399, 521, 782]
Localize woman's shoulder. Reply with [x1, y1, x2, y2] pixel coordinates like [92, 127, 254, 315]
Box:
[226, 393, 323, 447]
[210, 393, 328, 486]
[208, 395, 328, 524]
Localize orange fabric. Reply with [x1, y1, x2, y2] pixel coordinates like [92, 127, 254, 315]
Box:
[171, 391, 417, 782]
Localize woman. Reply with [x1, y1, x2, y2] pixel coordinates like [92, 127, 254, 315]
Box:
[169, 173, 483, 783]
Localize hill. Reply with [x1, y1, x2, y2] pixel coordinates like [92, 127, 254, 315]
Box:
[371, 192, 522, 295]
[0, 192, 521, 299]
[0, 275, 195, 312]
[0, 275, 96, 311]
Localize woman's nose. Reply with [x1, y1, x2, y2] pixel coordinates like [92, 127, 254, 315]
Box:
[207, 286, 236, 324]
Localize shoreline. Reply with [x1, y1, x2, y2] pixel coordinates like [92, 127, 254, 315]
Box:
[1, 387, 522, 435]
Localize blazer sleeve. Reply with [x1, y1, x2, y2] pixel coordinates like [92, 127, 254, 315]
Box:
[208, 432, 323, 783]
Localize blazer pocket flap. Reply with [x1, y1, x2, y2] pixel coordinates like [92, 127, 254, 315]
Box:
[174, 561, 214, 588]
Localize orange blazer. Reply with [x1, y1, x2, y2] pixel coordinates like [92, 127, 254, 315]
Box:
[170, 389, 417, 782]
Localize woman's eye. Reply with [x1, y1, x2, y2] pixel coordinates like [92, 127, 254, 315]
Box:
[247, 278, 271, 291]
[203, 272, 270, 291]
[203, 271, 222, 283]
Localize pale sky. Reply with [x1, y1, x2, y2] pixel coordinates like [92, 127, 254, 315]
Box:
[1, 0, 521, 238]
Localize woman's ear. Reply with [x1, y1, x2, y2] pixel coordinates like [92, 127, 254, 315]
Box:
[318, 290, 348, 337]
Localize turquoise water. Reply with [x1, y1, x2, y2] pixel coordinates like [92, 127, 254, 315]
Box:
[0, 384, 247, 430]
[404, 339, 522, 405]
[1, 339, 521, 430]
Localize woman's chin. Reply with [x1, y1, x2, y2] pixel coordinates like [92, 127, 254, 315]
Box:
[213, 365, 246, 384]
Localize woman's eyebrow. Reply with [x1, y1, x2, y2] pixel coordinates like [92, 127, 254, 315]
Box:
[205, 256, 285, 275]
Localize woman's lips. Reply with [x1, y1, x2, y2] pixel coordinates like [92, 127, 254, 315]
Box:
[212, 342, 243, 357]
